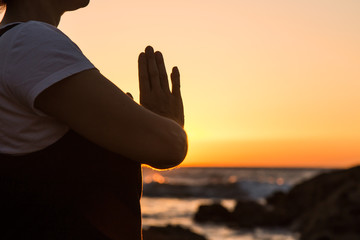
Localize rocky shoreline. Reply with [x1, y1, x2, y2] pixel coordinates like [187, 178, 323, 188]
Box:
[193, 166, 360, 240]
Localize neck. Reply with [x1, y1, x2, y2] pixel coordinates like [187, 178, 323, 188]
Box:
[0, 1, 64, 27]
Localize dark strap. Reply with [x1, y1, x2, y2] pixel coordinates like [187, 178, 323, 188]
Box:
[0, 23, 20, 37]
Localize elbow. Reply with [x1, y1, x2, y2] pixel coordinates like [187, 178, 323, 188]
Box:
[148, 126, 188, 170]
[164, 128, 188, 169]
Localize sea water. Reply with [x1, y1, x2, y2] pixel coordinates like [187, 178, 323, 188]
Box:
[141, 167, 332, 240]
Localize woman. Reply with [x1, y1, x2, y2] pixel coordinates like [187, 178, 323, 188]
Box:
[0, 0, 187, 239]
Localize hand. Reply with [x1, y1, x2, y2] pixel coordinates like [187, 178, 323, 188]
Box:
[138, 46, 184, 127]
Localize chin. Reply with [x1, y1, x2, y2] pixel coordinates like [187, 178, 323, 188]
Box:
[67, 0, 90, 11]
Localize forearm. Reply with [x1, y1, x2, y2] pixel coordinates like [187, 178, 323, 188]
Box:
[96, 103, 188, 169]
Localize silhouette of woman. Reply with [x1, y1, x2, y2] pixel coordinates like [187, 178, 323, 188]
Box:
[0, 0, 187, 239]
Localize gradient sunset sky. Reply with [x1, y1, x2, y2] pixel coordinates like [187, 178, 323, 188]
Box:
[1, 0, 359, 168]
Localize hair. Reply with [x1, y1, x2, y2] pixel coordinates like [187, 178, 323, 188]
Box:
[0, 0, 7, 6]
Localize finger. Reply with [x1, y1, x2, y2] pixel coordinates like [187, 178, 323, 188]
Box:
[155, 51, 170, 94]
[171, 66, 181, 96]
[138, 52, 151, 92]
[126, 92, 134, 100]
[145, 46, 161, 90]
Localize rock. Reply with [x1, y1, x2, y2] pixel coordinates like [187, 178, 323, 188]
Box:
[143, 225, 207, 240]
[194, 203, 233, 223]
[194, 200, 289, 228]
[266, 190, 287, 206]
[267, 166, 360, 221]
[231, 200, 269, 228]
[192, 165, 360, 240]
[296, 180, 360, 240]
[266, 166, 360, 239]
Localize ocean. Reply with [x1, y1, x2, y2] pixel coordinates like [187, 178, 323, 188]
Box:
[141, 167, 333, 240]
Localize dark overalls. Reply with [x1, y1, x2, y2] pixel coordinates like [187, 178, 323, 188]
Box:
[1, 25, 142, 240]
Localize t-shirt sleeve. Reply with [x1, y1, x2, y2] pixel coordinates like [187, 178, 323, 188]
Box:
[4, 21, 95, 114]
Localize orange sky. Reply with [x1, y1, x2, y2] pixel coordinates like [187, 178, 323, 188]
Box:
[1, 0, 360, 168]
[188, 138, 360, 168]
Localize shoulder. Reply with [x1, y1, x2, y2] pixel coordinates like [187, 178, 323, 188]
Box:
[18, 21, 66, 38]
[2, 21, 94, 110]
[18, 20, 58, 31]
[14, 21, 76, 48]
[3, 20, 87, 71]
[4, 20, 86, 65]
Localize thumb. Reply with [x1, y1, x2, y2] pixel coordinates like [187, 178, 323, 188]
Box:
[126, 92, 134, 100]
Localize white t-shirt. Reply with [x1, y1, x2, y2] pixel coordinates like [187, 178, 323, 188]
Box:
[0, 21, 95, 155]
